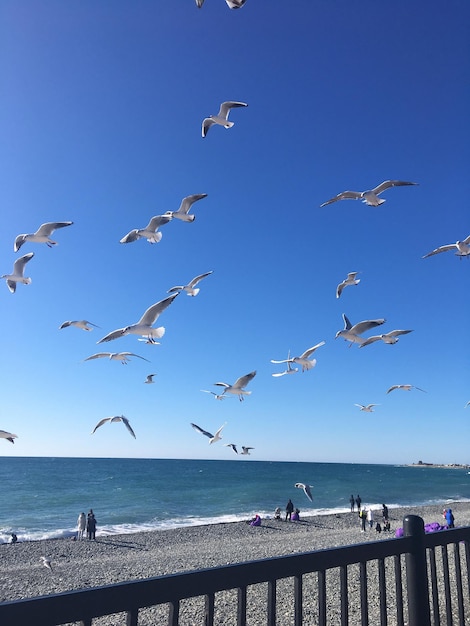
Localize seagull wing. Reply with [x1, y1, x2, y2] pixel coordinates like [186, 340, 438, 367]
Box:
[299, 342, 326, 359]
[191, 423, 213, 439]
[218, 101, 248, 118]
[351, 319, 386, 335]
[146, 214, 173, 231]
[336, 281, 346, 298]
[84, 353, 111, 361]
[241, 446, 254, 454]
[371, 180, 418, 195]
[213, 382, 229, 388]
[202, 118, 215, 137]
[120, 416, 136, 439]
[387, 385, 400, 394]
[120, 229, 141, 244]
[137, 293, 179, 326]
[270, 358, 291, 364]
[359, 335, 382, 348]
[35, 221, 73, 236]
[232, 370, 256, 389]
[414, 386, 427, 393]
[59, 321, 72, 329]
[387, 330, 413, 337]
[341, 313, 353, 331]
[225, 444, 238, 453]
[320, 191, 362, 207]
[13, 253, 34, 276]
[13, 234, 27, 252]
[91, 417, 112, 433]
[422, 244, 456, 258]
[303, 484, 313, 501]
[0, 430, 18, 442]
[176, 194, 208, 215]
[97, 328, 127, 343]
[188, 270, 213, 288]
[121, 352, 150, 362]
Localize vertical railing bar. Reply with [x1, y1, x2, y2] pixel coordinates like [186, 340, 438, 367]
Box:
[393, 555, 405, 626]
[453, 543, 464, 625]
[318, 570, 326, 626]
[464, 541, 470, 603]
[294, 574, 303, 626]
[428, 547, 441, 626]
[168, 599, 180, 626]
[359, 561, 369, 626]
[204, 592, 215, 626]
[378, 558, 387, 626]
[237, 586, 247, 626]
[441, 544, 453, 626]
[340, 564, 349, 626]
[267, 579, 276, 626]
[125, 608, 138, 626]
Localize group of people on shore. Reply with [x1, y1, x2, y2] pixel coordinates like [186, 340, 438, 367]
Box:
[77, 509, 97, 540]
[351, 495, 391, 534]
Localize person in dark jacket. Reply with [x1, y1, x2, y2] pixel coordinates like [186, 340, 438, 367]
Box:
[285, 499, 294, 521]
[445, 508, 455, 528]
[86, 509, 97, 540]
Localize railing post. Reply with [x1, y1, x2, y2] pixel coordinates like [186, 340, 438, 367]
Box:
[403, 515, 431, 626]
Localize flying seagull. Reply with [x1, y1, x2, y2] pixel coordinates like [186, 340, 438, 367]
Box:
[0, 430, 17, 444]
[84, 352, 150, 364]
[191, 422, 226, 444]
[272, 360, 299, 378]
[119, 214, 172, 245]
[168, 271, 213, 296]
[465, 401, 470, 408]
[387, 385, 426, 394]
[320, 180, 417, 207]
[295, 483, 313, 502]
[202, 101, 248, 138]
[14, 221, 73, 252]
[60, 320, 99, 331]
[164, 194, 208, 222]
[214, 371, 256, 401]
[144, 374, 156, 384]
[335, 314, 386, 346]
[40, 556, 53, 572]
[359, 329, 413, 348]
[354, 404, 380, 413]
[97, 293, 178, 344]
[271, 342, 325, 372]
[422, 235, 470, 259]
[336, 272, 360, 299]
[200, 390, 231, 401]
[1, 252, 34, 293]
[91, 415, 136, 438]
[225, 443, 238, 454]
[226, 0, 247, 7]
[240, 446, 254, 455]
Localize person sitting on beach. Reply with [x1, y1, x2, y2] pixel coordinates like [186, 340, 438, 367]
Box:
[77, 512, 86, 541]
[383, 519, 391, 532]
[291, 508, 300, 521]
[250, 514, 261, 527]
[375, 522, 382, 533]
[274, 507, 281, 520]
[285, 499, 294, 521]
[86, 509, 97, 540]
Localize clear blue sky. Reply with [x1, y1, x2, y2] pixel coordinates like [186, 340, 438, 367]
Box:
[1, 1, 469, 464]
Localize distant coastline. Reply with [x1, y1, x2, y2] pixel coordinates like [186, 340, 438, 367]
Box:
[407, 462, 470, 470]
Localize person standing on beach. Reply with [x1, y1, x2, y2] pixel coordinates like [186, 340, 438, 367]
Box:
[285, 499, 294, 521]
[382, 504, 389, 522]
[77, 512, 86, 540]
[356, 495, 362, 511]
[86, 509, 97, 540]
[367, 508, 374, 529]
[445, 508, 455, 528]
[360, 507, 367, 532]
[350, 495, 355, 512]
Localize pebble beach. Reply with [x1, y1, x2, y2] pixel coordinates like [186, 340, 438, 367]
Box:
[1, 502, 469, 624]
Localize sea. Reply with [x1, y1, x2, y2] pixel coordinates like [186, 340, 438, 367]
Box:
[1, 457, 469, 544]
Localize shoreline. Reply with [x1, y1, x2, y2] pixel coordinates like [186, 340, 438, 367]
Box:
[1, 501, 468, 605]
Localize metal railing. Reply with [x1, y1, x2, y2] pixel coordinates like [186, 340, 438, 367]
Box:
[1, 515, 469, 625]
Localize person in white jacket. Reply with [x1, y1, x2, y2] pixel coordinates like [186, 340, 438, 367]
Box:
[367, 508, 374, 529]
[77, 512, 86, 540]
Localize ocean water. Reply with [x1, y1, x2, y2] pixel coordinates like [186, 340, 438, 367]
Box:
[0, 457, 469, 543]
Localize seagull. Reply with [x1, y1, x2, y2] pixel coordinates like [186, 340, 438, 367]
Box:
[97, 293, 178, 344]
[59, 320, 99, 331]
[336, 272, 360, 299]
[422, 235, 470, 259]
[191, 422, 226, 444]
[214, 371, 256, 401]
[354, 404, 380, 412]
[271, 342, 326, 372]
[1, 252, 34, 293]
[226, 0, 247, 7]
[202, 101, 248, 138]
[359, 330, 413, 348]
[144, 374, 156, 384]
[320, 180, 418, 207]
[84, 352, 150, 364]
[14, 221, 73, 252]
[465, 401, 470, 408]
[272, 360, 299, 377]
[240, 446, 254, 455]
[295, 483, 313, 502]
[91, 415, 136, 438]
[387, 385, 427, 394]
[200, 390, 230, 401]
[40, 556, 53, 571]
[0, 430, 17, 444]
[225, 443, 238, 454]
[164, 194, 208, 222]
[168, 271, 213, 296]
[119, 214, 172, 244]
[335, 314, 386, 346]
